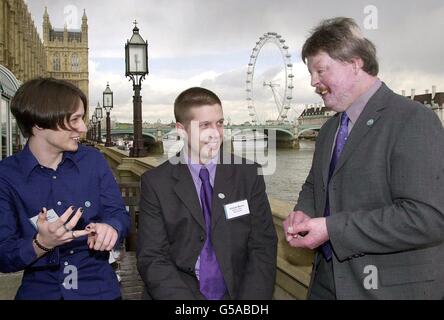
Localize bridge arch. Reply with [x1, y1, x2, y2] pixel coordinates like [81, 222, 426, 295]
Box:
[142, 133, 156, 141]
[297, 127, 320, 138]
[109, 130, 156, 143]
[230, 127, 294, 139]
[273, 128, 294, 140]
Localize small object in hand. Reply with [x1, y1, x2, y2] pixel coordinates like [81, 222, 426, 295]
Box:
[85, 224, 96, 234]
[295, 231, 308, 237]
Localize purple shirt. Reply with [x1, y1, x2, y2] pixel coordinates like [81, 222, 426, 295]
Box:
[187, 159, 217, 198]
[345, 78, 382, 133]
[331, 79, 382, 156]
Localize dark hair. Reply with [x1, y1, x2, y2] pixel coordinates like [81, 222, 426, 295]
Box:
[301, 17, 379, 76]
[10, 77, 87, 138]
[174, 87, 222, 123]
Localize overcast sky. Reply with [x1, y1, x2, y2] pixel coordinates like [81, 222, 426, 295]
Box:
[24, 0, 444, 124]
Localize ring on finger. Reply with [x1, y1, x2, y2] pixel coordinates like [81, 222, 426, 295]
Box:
[63, 224, 71, 232]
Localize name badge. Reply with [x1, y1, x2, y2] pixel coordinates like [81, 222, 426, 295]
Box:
[30, 209, 59, 229]
[224, 199, 250, 220]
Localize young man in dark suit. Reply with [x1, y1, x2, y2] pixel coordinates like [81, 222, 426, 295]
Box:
[137, 87, 277, 300]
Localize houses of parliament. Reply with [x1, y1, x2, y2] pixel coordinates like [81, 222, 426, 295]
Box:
[0, 0, 89, 159]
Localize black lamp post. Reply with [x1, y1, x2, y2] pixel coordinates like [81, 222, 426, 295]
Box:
[91, 115, 98, 142]
[103, 82, 114, 147]
[125, 20, 148, 157]
[95, 102, 103, 143]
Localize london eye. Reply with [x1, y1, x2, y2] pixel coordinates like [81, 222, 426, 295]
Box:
[246, 32, 294, 124]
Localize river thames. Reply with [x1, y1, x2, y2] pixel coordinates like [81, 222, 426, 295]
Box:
[261, 140, 314, 203]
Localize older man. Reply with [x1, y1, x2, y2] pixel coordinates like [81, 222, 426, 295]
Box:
[284, 17, 444, 299]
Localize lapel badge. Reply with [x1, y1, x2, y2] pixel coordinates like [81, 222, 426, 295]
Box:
[84, 201, 91, 208]
[218, 193, 225, 199]
[366, 119, 375, 127]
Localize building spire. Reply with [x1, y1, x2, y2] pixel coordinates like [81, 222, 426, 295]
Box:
[43, 6, 50, 23]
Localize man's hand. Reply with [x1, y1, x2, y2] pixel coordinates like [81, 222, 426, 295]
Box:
[286, 217, 329, 250]
[36, 207, 92, 250]
[283, 210, 311, 241]
[86, 223, 118, 251]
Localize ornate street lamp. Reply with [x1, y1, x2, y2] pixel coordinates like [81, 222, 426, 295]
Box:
[103, 82, 114, 147]
[125, 20, 148, 157]
[95, 102, 103, 143]
[91, 115, 98, 142]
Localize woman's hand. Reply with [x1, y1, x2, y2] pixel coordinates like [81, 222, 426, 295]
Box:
[86, 223, 118, 251]
[35, 206, 92, 251]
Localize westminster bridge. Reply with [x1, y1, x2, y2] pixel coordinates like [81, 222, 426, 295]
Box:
[103, 101, 444, 153]
[104, 118, 330, 153]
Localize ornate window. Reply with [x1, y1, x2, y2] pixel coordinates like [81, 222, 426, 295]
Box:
[71, 53, 80, 72]
[53, 53, 60, 71]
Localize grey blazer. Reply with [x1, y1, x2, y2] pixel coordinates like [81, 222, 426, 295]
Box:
[137, 153, 277, 300]
[296, 83, 444, 299]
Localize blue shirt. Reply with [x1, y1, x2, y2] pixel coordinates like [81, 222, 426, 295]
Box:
[0, 143, 130, 300]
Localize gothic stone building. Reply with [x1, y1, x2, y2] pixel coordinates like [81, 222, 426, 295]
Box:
[0, 1, 89, 159]
[42, 6, 89, 110]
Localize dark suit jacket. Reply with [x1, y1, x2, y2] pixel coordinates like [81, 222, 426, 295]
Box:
[137, 152, 277, 300]
[296, 83, 444, 299]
